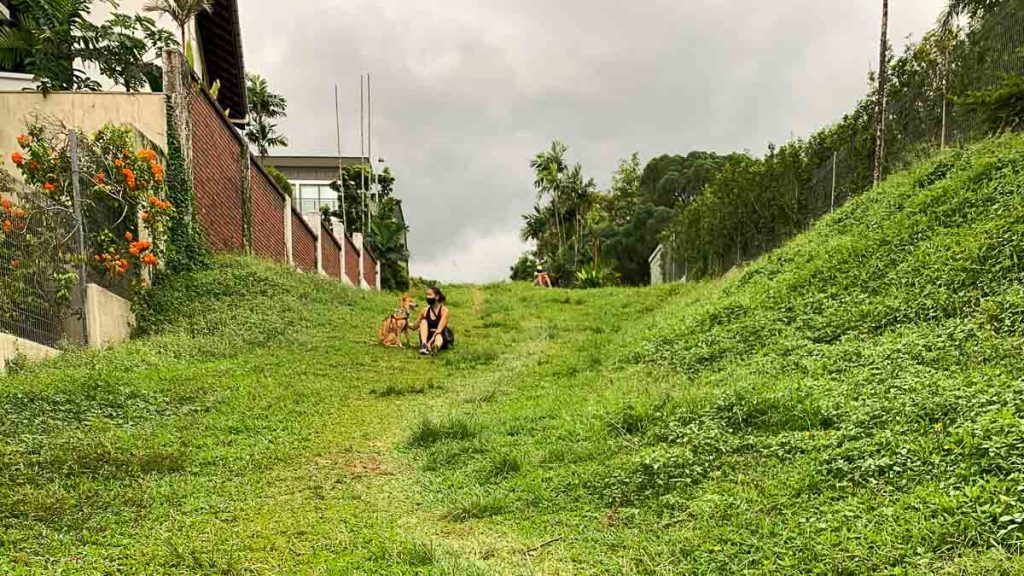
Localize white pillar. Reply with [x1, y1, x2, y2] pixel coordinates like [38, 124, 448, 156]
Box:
[375, 257, 381, 291]
[302, 212, 324, 276]
[353, 232, 369, 290]
[283, 195, 293, 266]
[332, 218, 353, 286]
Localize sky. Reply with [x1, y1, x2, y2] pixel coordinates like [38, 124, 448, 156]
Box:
[238, 0, 946, 283]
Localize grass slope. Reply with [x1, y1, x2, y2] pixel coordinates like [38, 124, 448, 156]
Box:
[2, 136, 1024, 573]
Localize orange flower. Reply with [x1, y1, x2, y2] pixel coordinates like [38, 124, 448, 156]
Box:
[148, 196, 160, 206]
[141, 210, 151, 222]
[95, 172, 105, 185]
[9, 259, 19, 269]
[129, 246, 140, 257]
[138, 149, 157, 162]
[16, 134, 29, 146]
[142, 253, 158, 267]
[122, 168, 136, 190]
[12, 207, 24, 219]
[10, 152, 23, 166]
[114, 159, 124, 168]
[2, 220, 11, 234]
[43, 182, 55, 192]
[27, 160, 38, 172]
[2, 198, 11, 213]
[94, 254, 102, 262]
[125, 231, 133, 241]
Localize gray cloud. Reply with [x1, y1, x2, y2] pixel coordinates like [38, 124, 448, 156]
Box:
[239, 0, 944, 282]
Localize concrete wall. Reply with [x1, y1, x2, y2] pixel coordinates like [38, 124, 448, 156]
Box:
[0, 92, 168, 172]
[84, 284, 135, 348]
[0, 333, 59, 371]
[62, 284, 136, 349]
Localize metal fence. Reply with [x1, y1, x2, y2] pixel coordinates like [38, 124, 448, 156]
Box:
[0, 130, 87, 348]
[810, 0, 1024, 222]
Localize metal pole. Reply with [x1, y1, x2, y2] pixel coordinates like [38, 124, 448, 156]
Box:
[335, 84, 347, 230]
[359, 75, 367, 233]
[367, 73, 375, 209]
[830, 150, 837, 213]
[69, 131, 89, 344]
[941, 42, 950, 151]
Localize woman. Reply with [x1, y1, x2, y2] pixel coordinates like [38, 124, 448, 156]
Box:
[413, 286, 453, 355]
[534, 267, 553, 288]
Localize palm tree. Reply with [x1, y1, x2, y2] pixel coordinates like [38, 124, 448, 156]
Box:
[940, 0, 1000, 31]
[530, 141, 568, 262]
[143, 0, 214, 48]
[245, 74, 289, 159]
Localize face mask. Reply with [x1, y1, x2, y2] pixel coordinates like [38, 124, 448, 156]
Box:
[426, 297, 437, 306]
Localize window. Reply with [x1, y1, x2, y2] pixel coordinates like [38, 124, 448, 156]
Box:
[297, 183, 337, 214]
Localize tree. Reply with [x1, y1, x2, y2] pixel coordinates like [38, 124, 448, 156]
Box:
[873, 0, 889, 185]
[510, 252, 538, 282]
[0, 0, 103, 93]
[366, 198, 410, 291]
[93, 13, 177, 92]
[142, 0, 213, 49]
[245, 74, 288, 159]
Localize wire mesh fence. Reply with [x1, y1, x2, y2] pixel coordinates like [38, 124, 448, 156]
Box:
[0, 131, 87, 348]
[811, 0, 1024, 225]
[0, 125, 161, 350]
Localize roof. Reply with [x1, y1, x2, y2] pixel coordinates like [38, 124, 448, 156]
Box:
[196, 0, 247, 123]
[266, 156, 366, 169]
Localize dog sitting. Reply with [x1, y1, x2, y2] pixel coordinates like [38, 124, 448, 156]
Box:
[378, 294, 418, 348]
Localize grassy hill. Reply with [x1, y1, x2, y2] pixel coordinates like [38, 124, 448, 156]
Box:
[3, 136, 1024, 573]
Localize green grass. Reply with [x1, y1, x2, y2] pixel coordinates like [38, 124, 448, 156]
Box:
[4, 136, 1024, 572]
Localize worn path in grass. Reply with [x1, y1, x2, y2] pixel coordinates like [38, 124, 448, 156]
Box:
[7, 136, 1024, 574]
[0, 258, 682, 574]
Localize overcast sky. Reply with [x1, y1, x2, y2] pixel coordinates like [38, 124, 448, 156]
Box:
[239, 0, 945, 283]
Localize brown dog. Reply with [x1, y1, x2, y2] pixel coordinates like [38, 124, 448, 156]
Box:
[378, 294, 418, 348]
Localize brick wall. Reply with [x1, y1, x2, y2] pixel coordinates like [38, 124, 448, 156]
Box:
[345, 236, 360, 286]
[185, 75, 373, 289]
[250, 165, 287, 262]
[191, 86, 244, 252]
[363, 246, 378, 289]
[292, 213, 316, 273]
[322, 225, 342, 279]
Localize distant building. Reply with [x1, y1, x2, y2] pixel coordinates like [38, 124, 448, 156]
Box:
[649, 243, 687, 286]
[266, 155, 409, 273]
[265, 155, 362, 214]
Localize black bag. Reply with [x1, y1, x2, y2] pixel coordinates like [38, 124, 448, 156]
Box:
[442, 327, 454, 348]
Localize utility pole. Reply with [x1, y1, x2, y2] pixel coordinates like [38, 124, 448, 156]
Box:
[334, 84, 347, 230]
[873, 0, 890, 187]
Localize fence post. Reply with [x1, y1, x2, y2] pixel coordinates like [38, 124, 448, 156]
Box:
[69, 131, 89, 345]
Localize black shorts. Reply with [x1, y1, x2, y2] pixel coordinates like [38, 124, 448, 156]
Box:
[426, 327, 454, 349]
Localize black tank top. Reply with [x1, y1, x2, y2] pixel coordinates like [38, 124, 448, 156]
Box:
[426, 305, 445, 333]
